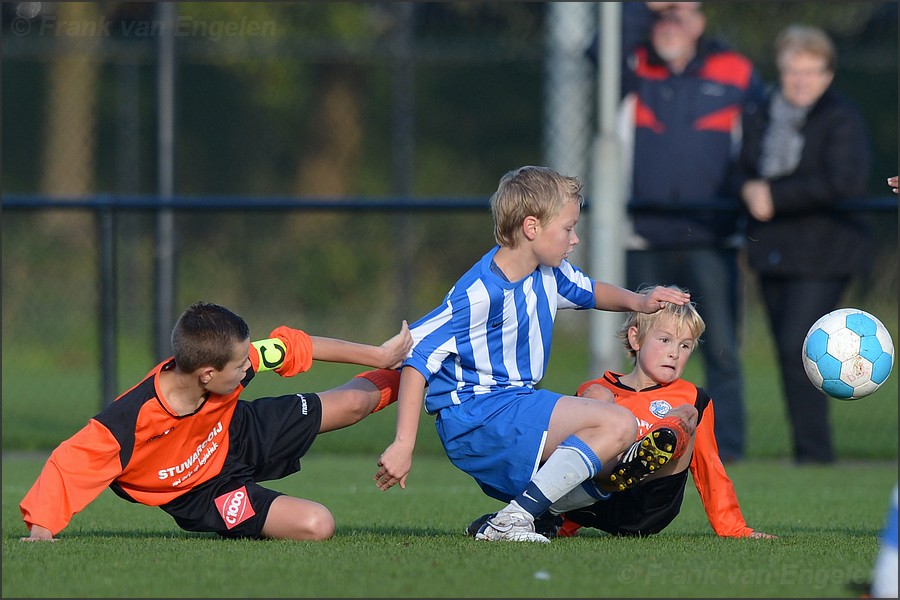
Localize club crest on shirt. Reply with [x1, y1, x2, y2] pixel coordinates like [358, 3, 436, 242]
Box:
[649, 400, 672, 418]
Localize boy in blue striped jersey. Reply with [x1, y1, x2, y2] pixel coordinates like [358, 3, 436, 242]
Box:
[374, 166, 691, 542]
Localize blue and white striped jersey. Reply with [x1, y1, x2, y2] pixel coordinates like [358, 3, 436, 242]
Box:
[404, 246, 596, 414]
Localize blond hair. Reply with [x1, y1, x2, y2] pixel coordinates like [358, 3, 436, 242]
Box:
[489, 166, 584, 248]
[617, 285, 706, 361]
[775, 24, 836, 73]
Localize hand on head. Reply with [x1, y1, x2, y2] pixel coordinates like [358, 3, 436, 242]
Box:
[640, 285, 691, 313]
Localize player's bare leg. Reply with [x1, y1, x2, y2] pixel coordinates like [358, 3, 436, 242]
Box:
[261, 496, 335, 541]
[318, 369, 400, 433]
[258, 370, 400, 541]
[474, 397, 637, 543]
[544, 396, 638, 463]
[527, 405, 697, 540]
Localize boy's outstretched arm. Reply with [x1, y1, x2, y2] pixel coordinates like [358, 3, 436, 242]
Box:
[593, 283, 690, 313]
[257, 321, 411, 379]
[309, 320, 412, 368]
[374, 366, 425, 490]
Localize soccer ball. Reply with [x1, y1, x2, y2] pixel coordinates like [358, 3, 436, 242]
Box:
[802, 308, 894, 400]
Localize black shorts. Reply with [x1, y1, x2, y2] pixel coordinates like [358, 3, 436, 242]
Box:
[565, 469, 689, 537]
[160, 392, 323, 539]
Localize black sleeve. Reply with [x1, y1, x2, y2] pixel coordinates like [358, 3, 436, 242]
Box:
[694, 387, 712, 426]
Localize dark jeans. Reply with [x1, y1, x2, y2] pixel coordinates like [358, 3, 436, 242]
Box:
[627, 247, 746, 460]
[758, 274, 847, 463]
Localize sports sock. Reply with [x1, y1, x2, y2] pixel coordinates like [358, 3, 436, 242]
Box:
[557, 517, 583, 538]
[548, 480, 609, 514]
[353, 368, 401, 412]
[501, 435, 602, 519]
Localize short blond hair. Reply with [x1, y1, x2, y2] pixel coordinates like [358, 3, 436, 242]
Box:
[489, 166, 584, 248]
[775, 24, 836, 73]
[617, 285, 706, 361]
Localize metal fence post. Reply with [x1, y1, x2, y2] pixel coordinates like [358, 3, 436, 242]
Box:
[99, 202, 118, 408]
[391, 2, 416, 325]
[155, 2, 177, 361]
[589, 1, 625, 376]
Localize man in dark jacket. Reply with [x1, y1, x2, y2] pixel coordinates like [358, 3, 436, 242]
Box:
[618, 3, 765, 462]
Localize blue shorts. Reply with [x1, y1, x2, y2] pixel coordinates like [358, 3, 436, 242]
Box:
[434, 387, 562, 502]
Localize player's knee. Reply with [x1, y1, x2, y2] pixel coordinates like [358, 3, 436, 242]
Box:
[669, 404, 698, 432]
[349, 392, 373, 423]
[562, 397, 636, 452]
[263, 497, 336, 541]
[302, 508, 336, 541]
[288, 504, 335, 541]
[330, 389, 376, 425]
[580, 383, 615, 402]
[618, 407, 639, 444]
[602, 404, 638, 448]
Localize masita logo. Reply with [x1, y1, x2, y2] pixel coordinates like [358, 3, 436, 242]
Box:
[214, 486, 256, 529]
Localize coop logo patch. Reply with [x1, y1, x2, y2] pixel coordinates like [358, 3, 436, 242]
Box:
[214, 486, 256, 529]
[649, 400, 672, 419]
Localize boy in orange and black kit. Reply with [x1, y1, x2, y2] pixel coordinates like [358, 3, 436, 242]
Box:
[20, 301, 411, 542]
[551, 286, 777, 539]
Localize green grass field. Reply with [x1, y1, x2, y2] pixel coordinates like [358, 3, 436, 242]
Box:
[2, 302, 896, 597]
[2, 453, 895, 598]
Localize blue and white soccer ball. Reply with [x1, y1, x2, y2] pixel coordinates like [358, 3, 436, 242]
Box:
[802, 308, 895, 400]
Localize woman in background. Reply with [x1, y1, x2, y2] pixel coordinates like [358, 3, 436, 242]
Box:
[733, 24, 872, 464]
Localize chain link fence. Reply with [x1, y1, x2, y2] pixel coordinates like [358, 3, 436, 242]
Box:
[3, 2, 897, 455]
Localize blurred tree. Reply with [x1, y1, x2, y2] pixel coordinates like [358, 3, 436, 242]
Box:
[39, 2, 102, 243]
[176, 2, 385, 195]
[41, 2, 101, 197]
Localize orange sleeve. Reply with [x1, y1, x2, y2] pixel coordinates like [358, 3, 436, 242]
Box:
[689, 402, 755, 538]
[20, 419, 124, 536]
[252, 326, 314, 378]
